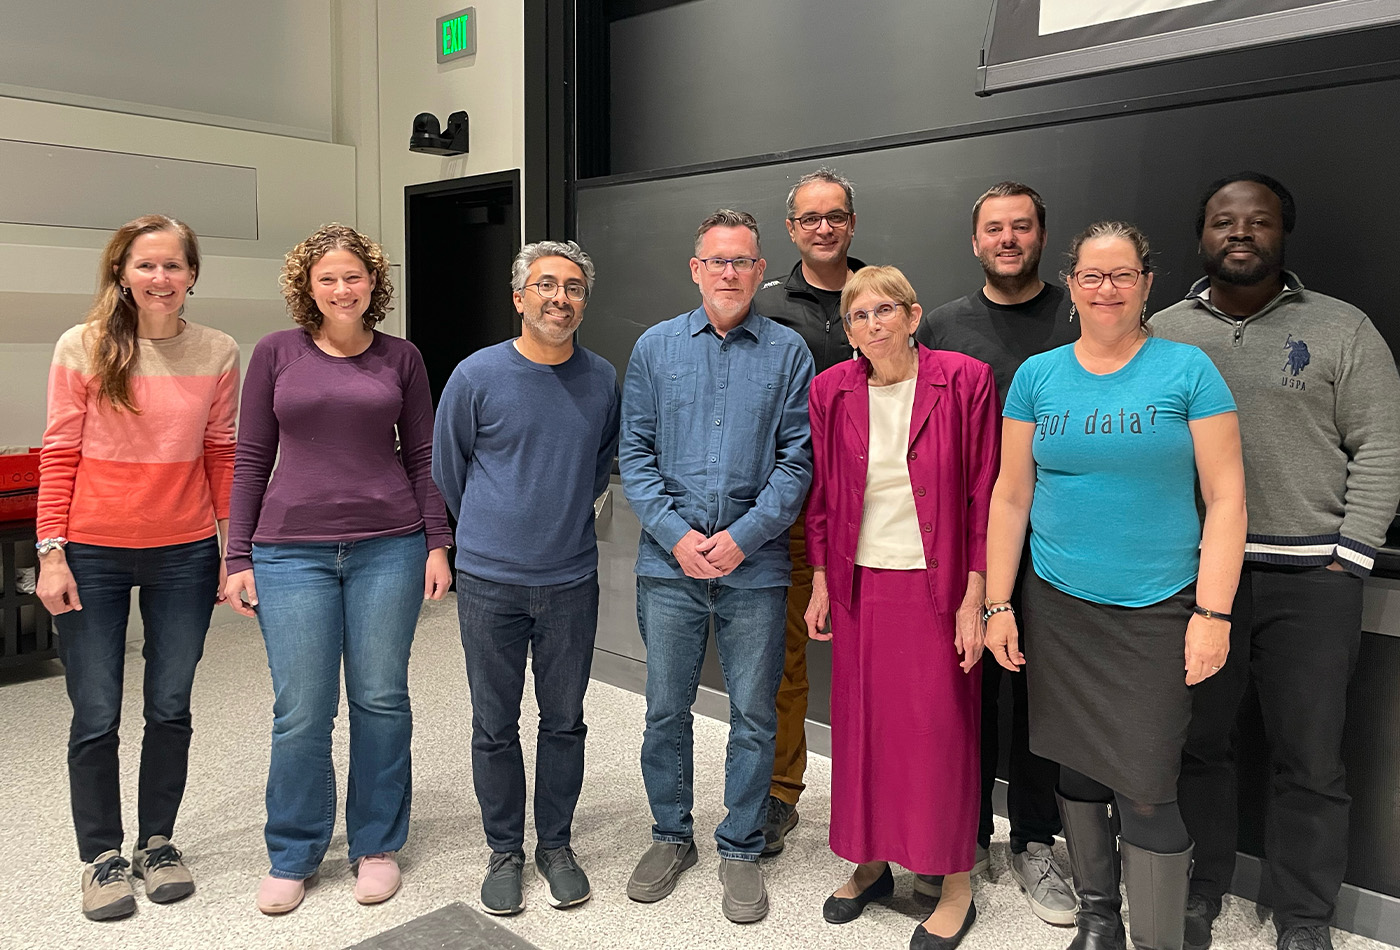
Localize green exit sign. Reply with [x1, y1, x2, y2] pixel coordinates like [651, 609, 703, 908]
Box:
[436, 7, 476, 63]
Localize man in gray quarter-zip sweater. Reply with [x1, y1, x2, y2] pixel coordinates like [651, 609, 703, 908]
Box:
[1151, 172, 1400, 950]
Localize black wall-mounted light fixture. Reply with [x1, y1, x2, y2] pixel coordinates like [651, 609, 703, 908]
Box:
[409, 111, 470, 156]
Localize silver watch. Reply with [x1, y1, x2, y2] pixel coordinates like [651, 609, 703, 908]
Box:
[36, 537, 68, 556]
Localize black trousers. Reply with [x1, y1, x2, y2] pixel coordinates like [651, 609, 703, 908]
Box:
[1179, 562, 1363, 931]
[979, 566, 1062, 852]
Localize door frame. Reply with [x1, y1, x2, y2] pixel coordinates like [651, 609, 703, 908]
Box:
[402, 168, 522, 345]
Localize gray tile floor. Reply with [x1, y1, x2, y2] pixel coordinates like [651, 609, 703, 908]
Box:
[0, 597, 1388, 950]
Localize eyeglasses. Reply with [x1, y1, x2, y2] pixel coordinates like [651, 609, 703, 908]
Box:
[789, 211, 852, 231]
[844, 301, 904, 328]
[698, 257, 759, 274]
[1073, 269, 1145, 290]
[524, 279, 588, 301]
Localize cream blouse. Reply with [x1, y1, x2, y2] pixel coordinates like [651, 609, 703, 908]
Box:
[853, 376, 927, 569]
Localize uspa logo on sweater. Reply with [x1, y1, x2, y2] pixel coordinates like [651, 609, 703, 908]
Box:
[1282, 334, 1311, 389]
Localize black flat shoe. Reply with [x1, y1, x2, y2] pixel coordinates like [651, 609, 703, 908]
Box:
[910, 897, 977, 950]
[823, 864, 895, 924]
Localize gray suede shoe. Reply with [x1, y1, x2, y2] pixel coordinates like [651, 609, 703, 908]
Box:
[133, 836, 195, 904]
[81, 851, 136, 921]
[718, 857, 768, 923]
[1011, 841, 1076, 925]
[627, 840, 697, 902]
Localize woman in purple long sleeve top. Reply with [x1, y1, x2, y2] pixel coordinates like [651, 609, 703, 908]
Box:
[223, 225, 452, 915]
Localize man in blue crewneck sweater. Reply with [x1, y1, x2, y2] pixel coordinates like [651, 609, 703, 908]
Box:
[432, 240, 620, 919]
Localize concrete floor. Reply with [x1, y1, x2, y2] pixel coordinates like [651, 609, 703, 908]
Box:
[0, 597, 1388, 950]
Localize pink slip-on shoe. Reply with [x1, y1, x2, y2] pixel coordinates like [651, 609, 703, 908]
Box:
[354, 853, 401, 905]
[257, 874, 306, 915]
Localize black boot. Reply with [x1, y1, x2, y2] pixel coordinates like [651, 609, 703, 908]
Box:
[1120, 840, 1193, 950]
[1058, 793, 1127, 950]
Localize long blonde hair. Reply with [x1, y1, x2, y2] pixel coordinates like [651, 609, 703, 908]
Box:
[84, 215, 201, 411]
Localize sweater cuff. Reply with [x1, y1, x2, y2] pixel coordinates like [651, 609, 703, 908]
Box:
[224, 555, 253, 575]
[1335, 537, 1376, 578]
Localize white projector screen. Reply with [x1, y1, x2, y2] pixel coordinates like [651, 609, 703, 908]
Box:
[979, 0, 1400, 94]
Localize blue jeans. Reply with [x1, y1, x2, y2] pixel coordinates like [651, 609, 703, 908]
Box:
[455, 570, 599, 854]
[56, 537, 220, 861]
[636, 577, 786, 859]
[252, 531, 426, 878]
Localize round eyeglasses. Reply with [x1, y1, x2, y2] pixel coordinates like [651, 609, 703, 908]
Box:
[1073, 269, 1145, 290]
[789, 211, 852, 231]
[524, 279, 588, 301]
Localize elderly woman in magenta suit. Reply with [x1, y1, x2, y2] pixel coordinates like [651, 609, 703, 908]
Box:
[804, 265, 1000, 950]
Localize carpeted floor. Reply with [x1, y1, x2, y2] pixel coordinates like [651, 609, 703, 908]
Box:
[0, 597, 1386, 950]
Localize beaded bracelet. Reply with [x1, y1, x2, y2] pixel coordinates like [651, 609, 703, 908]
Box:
[982, 604, 1015, 623]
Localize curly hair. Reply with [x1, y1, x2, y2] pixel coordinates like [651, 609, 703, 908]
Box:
[280, 224, 395, 331]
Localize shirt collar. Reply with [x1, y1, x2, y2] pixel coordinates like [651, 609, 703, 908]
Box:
[782, 256, 867, 295]
[687, 305, 762, 341]
[1185, 269, 1305, 312]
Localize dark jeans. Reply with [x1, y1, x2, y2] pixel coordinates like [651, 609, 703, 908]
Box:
[980, 562, 1061, 853]
[56, 537, 219, 861]
[455, 570, 599, 854]
[1179, 563, 1363, 931]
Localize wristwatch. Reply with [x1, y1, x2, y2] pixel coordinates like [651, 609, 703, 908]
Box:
[36, 537, 67, 556]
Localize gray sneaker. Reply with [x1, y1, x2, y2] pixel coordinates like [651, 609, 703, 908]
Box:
[914, 844, 988, 898]
[480, 850, 525, 916]
[760, 796, 798, 855]
[81, 850, 136, 921]
[535, 845, 591, 908]
[718, 857, 768, 923]
[1011, 841, 1077, 925]
[627, 840, 697, 902]
[132, 836, 195, 903]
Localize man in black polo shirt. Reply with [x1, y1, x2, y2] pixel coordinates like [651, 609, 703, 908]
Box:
[916, 181, 1078, 925]
[751, 167, 864, 854]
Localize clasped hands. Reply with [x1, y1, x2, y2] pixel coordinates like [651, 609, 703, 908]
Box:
[672, 528, 746, 578]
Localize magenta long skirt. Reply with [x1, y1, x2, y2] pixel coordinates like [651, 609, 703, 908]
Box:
[828, 566, 981, 875]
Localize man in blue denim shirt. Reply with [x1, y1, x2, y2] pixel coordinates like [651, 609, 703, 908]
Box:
[620, 210, 814, 923]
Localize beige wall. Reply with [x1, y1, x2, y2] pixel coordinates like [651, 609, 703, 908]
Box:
[0, 0, 526, 444]
[372, 0, 526, 265]
[0, 97, 356, 446]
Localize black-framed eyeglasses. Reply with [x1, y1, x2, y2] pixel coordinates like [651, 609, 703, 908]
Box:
[844, 301, 904, 328]
[789, 211, 853, 231]
[698, 257, 759, 274]
[1073, 268, 1145, 290]
[524, 279, 588, 301]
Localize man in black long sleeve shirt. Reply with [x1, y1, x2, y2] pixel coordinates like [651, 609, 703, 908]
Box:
[751, 167, 863, 854]
[916, 182, 1078, 925]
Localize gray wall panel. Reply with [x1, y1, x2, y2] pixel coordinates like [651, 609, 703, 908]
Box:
[579, 78, 1400, 380]
[608, 0, 1400, 174]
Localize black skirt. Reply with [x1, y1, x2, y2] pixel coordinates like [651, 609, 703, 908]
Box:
[1021, 571, 1193, 804]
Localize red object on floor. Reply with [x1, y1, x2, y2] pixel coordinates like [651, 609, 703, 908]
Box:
[0, 449, 41, 521]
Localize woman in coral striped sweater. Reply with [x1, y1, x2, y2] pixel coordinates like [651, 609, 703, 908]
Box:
[37, 215, 240, 922]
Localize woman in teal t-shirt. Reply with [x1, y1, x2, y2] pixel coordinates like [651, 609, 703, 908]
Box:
[984, 222, 1246, 950]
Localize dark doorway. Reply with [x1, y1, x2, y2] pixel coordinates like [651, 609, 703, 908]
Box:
[404, 170, 522, 404]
